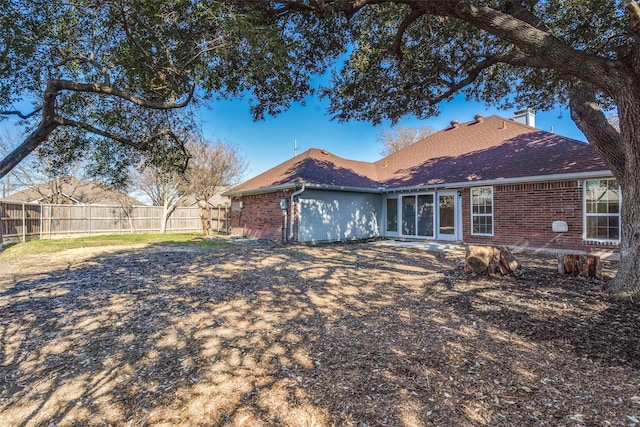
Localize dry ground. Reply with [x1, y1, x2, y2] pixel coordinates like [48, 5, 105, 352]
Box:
[0, 240, 639, 426]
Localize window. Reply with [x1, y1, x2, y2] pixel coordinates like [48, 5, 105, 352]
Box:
[585, 179, 620, 241]
[471, 187, 493, 236]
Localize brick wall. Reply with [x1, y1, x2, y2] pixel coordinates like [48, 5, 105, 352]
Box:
[462, 180, 618, 252]
[228, 191, 293, 242]
[232, 181, 620, 252]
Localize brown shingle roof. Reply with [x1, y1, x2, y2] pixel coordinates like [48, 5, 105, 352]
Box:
[0, 177, 145, 205]
[226, 115, 610, 195]
[226, 148, 380, 194]
[375, 115, 608, 187]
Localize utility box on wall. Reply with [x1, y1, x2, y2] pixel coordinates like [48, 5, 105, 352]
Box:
[231, 201, 243, 212]
[280, 199, 288, 210]
[552, 221, 568, 233]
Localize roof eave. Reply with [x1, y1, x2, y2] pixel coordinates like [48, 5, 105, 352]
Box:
[223, 182, 382, 197]
[223, 170, 614, 197]
[222, 183, 300, 197]
[302, 183, 382, 193]
[380, 170, 614, 193]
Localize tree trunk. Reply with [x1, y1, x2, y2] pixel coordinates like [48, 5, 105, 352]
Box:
[160, 204, 169, 234]
[196, 200, 212, 237]
[464, 245, 520, 275]
[569, 80, 640, 295]
[558, 254, 601, 278]
[161, 201, 179, 234]
[0, 120, 59, 179]
[127, 215, 135, 233]
[0, 81, 61, 179]
[607, 88, 640, 295]
[609, 177, 640, 294]
[0, 202, 4, 247]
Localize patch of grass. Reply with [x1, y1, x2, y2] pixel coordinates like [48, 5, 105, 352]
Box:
[0, 233, 231, 258]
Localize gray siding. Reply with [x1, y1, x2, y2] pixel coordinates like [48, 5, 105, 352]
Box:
[298, 190, 381, 242]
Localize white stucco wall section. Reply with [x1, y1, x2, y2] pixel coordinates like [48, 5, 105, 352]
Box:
[298, 190, 381, 242]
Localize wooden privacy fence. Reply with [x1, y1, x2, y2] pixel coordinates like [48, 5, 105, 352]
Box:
[0, 202, 230, 244]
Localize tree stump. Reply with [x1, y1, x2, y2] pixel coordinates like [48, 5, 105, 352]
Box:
[464, 245, 520, 275]
[557, 254, 601, 278]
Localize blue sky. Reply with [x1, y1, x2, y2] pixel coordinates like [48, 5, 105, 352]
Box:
[196, 92, 585, 181]
[2, 91, 585, 184]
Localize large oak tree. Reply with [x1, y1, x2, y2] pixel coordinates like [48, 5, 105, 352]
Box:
[238, 0, 640, 295]
[0, 0, 341, 183]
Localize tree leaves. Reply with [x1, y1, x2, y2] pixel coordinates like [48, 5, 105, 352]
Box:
[0, 0, 334, 182]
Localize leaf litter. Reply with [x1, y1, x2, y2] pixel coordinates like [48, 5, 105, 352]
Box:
[0, 240, 638, 426]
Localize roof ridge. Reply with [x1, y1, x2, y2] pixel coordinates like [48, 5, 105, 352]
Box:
[296, 149, 315, 182]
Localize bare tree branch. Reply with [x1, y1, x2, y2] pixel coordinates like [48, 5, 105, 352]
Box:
[0, 121, 60, 178]
[0, 109, 42, 120]
[266, 0, 625, 96]
[392, 8, 422, 61]
[51, 79, 195, 110]
[52, 55, 112, 85]
[401, 54, 503, 104]
[57, 116, 185, 157]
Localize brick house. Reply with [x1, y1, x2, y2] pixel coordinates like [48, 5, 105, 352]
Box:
[224, 112, 619, 253]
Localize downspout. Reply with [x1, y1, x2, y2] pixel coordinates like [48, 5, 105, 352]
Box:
[289, 184, 305, 241]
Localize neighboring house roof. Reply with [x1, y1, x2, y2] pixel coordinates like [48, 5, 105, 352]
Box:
[178, 188, 231, 208]
[225, 115, 611, 196]
[0, 177, 146, 206]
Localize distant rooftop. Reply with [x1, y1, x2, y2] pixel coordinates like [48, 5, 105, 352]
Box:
[1, 177, 146, 206]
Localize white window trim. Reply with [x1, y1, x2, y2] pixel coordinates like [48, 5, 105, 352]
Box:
[471, 186, 494, 237]
[583, 178, 621, 243]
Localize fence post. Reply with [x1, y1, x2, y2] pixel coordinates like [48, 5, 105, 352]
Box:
[22, 203, 26, 242]
[225, 206, 229, 234]
[0, 202, 4, 247]
[49, 204, 53, 239]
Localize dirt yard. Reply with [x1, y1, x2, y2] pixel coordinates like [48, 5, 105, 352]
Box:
[0, 240, 638, 426]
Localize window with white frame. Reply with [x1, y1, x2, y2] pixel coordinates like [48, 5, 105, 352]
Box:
[471, 187, 493, 236]
[585, 178, 621, 241]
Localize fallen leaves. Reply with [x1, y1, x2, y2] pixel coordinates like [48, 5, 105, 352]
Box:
[0, 242, 638, 426]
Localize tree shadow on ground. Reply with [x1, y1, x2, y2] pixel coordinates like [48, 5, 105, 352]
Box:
[0, 243, 637, 426]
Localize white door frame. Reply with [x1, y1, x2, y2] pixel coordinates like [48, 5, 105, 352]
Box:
[383, 191, 462, 241]
[436, 191, 460, 241]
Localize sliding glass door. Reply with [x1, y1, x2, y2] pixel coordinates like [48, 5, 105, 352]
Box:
[386, 191, 459, 240]
[401, 194, 434, 238]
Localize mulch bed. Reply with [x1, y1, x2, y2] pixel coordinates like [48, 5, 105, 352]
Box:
[0, 241, 638, 426]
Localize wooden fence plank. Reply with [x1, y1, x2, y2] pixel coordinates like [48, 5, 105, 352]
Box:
[0, 202, 229, 242]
